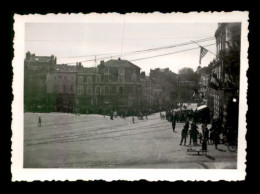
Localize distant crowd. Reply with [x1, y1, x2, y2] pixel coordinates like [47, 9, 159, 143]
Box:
[162, 108, 237, 149]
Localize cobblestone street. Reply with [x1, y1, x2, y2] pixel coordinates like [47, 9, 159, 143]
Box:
[24, 112, 237, 169]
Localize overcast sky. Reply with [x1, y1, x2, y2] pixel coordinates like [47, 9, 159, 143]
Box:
[25, 23, 218, 74]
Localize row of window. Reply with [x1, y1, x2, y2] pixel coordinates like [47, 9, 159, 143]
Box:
[52, 85, 74, 93]
[77, 85, 110, 95]
[77, 85, 139, 95]
[78, 76, 101, 83]
[77, 74, 137, 83]
[53, 75, 75, 80]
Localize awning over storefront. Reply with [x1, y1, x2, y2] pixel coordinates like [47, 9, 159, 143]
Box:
[197, 105, 207, 111]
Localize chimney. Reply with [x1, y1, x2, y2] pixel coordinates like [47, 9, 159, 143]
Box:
[26, 51, 31, 60]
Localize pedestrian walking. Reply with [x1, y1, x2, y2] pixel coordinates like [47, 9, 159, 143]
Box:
[171, 118, 176, 132]
[190, 121, 199, 145]
[132, 116, 135, 124]
[189, 129, 193, 145]
[203, 124, 209, 144]
[110, 110, 113, 120]
[202, 137, 208, 155]
[38, 114, 41, 127]
[214, 129, 220, 149]
[180, 126, 188, 145]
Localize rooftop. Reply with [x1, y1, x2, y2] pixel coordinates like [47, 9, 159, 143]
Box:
[103, 59, 141, 69]
[25, 51, 56, 64]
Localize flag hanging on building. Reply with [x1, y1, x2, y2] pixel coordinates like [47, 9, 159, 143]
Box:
[199, 46, 208, 64]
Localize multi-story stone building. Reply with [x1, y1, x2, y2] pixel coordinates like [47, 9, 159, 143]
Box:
[149, 68, 178, 110]
[46, 64, 77, 112]
[75, 58, 142, 114]
[209, 23, 241, 131]
[24, 51, 57, 111]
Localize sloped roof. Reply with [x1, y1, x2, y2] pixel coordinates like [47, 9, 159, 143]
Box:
[104, 59, 141, 69]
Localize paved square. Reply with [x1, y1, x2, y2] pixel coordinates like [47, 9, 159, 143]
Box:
[24, 112, 237, 168]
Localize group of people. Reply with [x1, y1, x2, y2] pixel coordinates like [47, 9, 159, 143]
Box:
[163, 107, 224, 150]
[178, 118, 223, 149]
[179, 120, 201, 146]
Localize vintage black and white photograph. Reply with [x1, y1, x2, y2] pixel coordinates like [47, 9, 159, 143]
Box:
[12, 12, 248, 181]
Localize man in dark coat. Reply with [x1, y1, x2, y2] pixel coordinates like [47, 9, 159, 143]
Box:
[180, 126, 188, 145]
[190, 121, 199, 145]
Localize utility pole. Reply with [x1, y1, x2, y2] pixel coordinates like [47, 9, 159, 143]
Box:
[94, 56, 97, 67]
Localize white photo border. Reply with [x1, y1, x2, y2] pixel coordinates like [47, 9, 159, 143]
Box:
[11, 11, 249, 181]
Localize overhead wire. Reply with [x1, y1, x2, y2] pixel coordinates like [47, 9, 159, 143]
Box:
[65, 37, 216, 64]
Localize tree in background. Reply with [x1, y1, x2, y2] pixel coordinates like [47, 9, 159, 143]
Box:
[178, 67, 196, 82]
[178, 67, 194, 75]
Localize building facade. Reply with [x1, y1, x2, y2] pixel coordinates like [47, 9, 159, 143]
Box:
[46, 64, 77, 112]
[140, 76, 153, 110]
[24, 51, 57, 112]
[208, 23, 241, 132]
[149, 68, 178, 110]
[75, 59, 142, 114]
